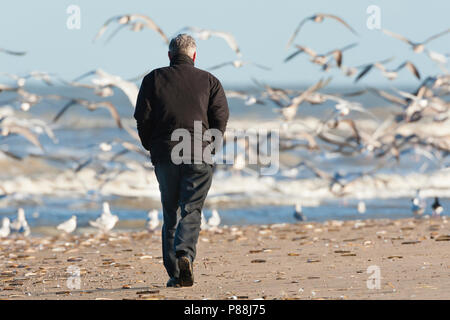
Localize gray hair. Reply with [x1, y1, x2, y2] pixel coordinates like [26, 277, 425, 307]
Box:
[169, 34, 197, 57]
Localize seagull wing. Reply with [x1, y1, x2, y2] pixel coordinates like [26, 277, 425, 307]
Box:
[0, 48, 27, 56]
[210, 31, 241, 56]
[284, 47, 306, 63]
[207, 61, 233, 70]
[72, 70, 96, 83]
[93, 15, 122, 42]
[90, 102, 123, 129]
[132, 14, 169, 44]
[53, 99, 79, 123]
[395, 61, 421, 80]
[320, 13, 359, 35]
[250, 62, 272, 71]
[423, 27, 450, 44]
[5, 125, 43, 150]
[382, 29, 413, 45]
[286, 16, 314, 48]
[368, 87, 408, 106]
[104, 23, 129, 44]
[353, 64, 374, 83]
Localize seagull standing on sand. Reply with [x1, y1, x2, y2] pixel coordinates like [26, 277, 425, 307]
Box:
[357, 201, 366, 214]
[146, 209, 160, 232]
[89, 202, 119, 233]
[432, 197, 443, 218]
[208, 209, 221, 229]
[411, 191, 426, 218]
[293, 203, 306, 221]
[10, 208, 30, 236]
[0, 217, 10, 238]
[57, 215, 77, 234]
[200, 211, 208, 231]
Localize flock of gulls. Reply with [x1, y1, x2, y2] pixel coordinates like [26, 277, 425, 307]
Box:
[0, 11, 449, 237]
[0, 203, 222, 237]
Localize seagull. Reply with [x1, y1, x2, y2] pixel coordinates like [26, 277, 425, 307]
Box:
[269, 77, 331, 121]
[224, 90, 265, 106]
[207, 209, 221, 229]
[89, 202, 119, 233]
[52, 98, 123, 129]
[208, 60, 270, 71]
[57, 215, 77, 234]
[287, 13, 358, 48]
[10, 208, 30, 236]
[382, 28, 450, 54]
[1, 122, 44, 150]
[200, 211, 208, 231]
[285, 43, 358, 69]
[411, 191, 426, 218]
[293, 203, 306, 221]
[0, 71, 55, 87]
[178, 27, 241, 57]
[72, 69, 139, 107]
[432, 197, 443, 218]
[93, 14, 168, 44]
[146, 209, 159, 232]
[0, 48, 26, 56]
[354, 60, 420, 82]
[0, 217, 10, 238]
[357, 201, 366, 214]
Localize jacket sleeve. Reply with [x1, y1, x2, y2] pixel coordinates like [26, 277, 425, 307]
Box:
[207, 76, 229, 134]
[133, 75, 153, 151]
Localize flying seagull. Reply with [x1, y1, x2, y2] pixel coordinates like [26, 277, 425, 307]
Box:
[208, 60, 270, 71]
[52, 98, 123, 129]
[72, 69, 139, 107]
[94, 14, 168, 44]
[354, 60, 420, 82]
[287, 13, 358, 48]
[382, 28, 450, 53]
[285, 43, 358, 69]
[0, 48, 26, 56]
[178, 26, 241, 57]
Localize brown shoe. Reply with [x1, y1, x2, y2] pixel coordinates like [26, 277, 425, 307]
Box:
[178, 256, 194, 287]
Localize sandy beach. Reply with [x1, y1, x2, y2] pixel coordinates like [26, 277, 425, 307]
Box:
[1, 216, 449, 300]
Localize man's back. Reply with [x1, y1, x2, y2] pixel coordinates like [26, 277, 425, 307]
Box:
[134, 53, 229, 164]
[134, 34, 228, 287]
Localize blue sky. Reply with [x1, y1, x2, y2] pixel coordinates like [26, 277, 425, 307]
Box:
[0, 0, 449, 87]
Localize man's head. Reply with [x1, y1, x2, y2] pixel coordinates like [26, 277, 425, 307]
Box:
[168, 33, 197, 62]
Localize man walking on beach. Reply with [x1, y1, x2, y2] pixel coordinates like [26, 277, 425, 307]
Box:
[134, 34, 229, 287]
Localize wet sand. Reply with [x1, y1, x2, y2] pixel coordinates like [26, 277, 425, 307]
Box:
[1, 217, 449, 300]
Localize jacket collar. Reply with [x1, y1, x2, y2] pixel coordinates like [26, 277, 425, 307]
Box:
[170, 54, 195, 67]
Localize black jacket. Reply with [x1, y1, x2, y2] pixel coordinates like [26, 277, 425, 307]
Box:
[134, 54, 229, 164]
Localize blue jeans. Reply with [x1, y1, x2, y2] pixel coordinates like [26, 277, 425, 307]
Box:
[154, 161, 213, 279]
